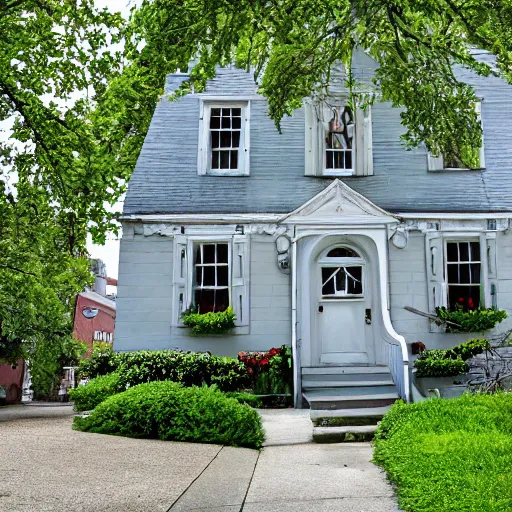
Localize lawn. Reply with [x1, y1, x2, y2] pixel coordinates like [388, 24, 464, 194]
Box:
[373, 394, 512, 512]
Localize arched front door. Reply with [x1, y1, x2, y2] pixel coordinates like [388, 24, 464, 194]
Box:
[316, 246, 375, 365]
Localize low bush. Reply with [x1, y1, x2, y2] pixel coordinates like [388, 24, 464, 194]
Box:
[69, 373, 123, 412]
[73, 381, 264, 449]
[414, 338, 490, 378]
[181, 307, 236, 334]
[436, 306, 507, 332]
[374, 394, 512, 512]
[77, 345, 248, 392]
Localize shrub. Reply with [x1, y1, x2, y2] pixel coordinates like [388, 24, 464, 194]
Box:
[414, 338, 490, 378]
[115, 350, 248, 392]
[73, 381, 264, 449]
[374, 395, 512, 512]
[77, 347, 249, 392]
[414, 355, 468, 378]
[78, 342, 119, 379]
[69, 373, 123, 412]
[238, 346, 293, 394]
[181, 307, 236, 334]
[436, 306, 507, 332]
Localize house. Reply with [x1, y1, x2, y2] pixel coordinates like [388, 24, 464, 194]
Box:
[73, 259, 116, 355]
[114, 51, 512, 412]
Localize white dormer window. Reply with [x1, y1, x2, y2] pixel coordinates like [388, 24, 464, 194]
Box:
[428, 101, 485, 171]
[305, 101, 373, 177]
[198, 101, 250, 176]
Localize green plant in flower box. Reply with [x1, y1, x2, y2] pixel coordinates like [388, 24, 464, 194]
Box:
[435, 306, 507, 332]
[181, 307, 236, 334]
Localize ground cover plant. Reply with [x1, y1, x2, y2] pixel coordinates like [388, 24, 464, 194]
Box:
[74, 381, 264, 449]
[374, 394, 512, 512]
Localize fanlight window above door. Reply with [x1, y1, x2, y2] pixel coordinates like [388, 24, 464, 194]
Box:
[319, 246, 365, 298]
[321, 266, 363, 297]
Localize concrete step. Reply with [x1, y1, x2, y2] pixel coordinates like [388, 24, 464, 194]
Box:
[310, 406, 391, 421]
[303, 385, 398, 397]
[302, 379, 395, 389]
[304, 392, 399, 410]
[313, 425, 377, 443]
[302, 366, 391, 376]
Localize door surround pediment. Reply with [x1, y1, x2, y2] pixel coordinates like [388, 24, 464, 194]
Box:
[281, 179, 399, 225]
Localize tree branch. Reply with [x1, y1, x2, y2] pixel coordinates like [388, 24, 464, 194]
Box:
[0, 264, 36, 276]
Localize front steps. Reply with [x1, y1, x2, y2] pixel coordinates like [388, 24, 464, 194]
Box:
[302, 366, 399, 443]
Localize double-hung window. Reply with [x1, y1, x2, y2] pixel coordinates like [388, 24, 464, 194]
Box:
[198, 101, 250, 176]
[194, 243, 229, 313]
[305, 100, 373, 177]
[446, 241, 481, 310]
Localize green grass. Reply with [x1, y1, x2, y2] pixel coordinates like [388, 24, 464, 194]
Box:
[373, 394, 512, 512]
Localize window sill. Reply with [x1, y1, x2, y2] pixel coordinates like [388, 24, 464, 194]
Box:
[427, 167, 486, 173]
[175, 324, 250, 336]
[321, 170, 355, 177]
[204, 170, 250, 177]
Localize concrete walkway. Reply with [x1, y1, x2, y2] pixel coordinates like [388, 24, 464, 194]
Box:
[0, 405, 399, 511]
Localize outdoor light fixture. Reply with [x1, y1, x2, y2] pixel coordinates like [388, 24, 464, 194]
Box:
[82, 307, 99, 319]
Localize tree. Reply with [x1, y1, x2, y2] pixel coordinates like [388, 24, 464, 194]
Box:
[0, 1, 122, 361]
[118, 0, 512, 168]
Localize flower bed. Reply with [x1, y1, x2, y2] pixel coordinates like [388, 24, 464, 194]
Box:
[238, 345, 293, 398]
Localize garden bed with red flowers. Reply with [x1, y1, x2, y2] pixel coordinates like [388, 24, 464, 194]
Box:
[238, 345, 293, 407]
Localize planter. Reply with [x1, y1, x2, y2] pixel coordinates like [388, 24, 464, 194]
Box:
[413, 371, 470, 399]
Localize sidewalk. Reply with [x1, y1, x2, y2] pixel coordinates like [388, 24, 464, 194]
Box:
[0, 405, 399, 511]
[169, 409, 399, 512]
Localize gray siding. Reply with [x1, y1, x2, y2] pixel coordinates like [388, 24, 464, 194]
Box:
[125, 61, 512, 216]
[114, 231, 291, 356]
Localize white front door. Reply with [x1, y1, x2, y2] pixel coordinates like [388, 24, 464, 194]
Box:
[316, 246, 375, 365]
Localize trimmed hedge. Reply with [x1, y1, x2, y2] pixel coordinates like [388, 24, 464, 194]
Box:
[78, 346, 248, 392]
[73, 381, 265, 449]
[374, 395, 512, 512]
[69, 373, 123, 412]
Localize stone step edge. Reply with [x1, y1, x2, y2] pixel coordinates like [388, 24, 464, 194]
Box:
[310, 406, 391, 420]
[302, 366, 391, 375]
[302, 380, 395, 388]
[313, 425, 378, 443]
[304, 393, 399, 402]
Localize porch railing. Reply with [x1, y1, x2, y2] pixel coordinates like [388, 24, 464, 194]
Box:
[384, 341, 409, 402]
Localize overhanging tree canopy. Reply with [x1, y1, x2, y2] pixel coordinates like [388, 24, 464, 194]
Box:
[124, 0, 512, 167]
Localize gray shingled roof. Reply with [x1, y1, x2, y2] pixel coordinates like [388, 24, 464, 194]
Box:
[124, 59, 512, 216]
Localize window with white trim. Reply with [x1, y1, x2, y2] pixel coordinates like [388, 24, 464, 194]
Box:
[172, 233, 250, 328]
[194, 243, 229, 313]
[198, 101, 250, 176]
[305, 101, 373, 177]
[428, 101, 485, 171]
[446, 241, 481, 310]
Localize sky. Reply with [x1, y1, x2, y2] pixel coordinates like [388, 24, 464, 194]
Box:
[87, 0, 141, 279]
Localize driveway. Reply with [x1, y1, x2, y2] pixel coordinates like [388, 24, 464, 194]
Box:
[0, 405, 399, 511]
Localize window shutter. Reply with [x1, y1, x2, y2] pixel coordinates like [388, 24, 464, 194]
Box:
[232, 234, 250, 327]
[173, 235, 189, 324]
[355, 107, 373, 176]
[425, 234, 447, 317]
[304, 102, 319, 176]
[481, 232, 497, 307]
